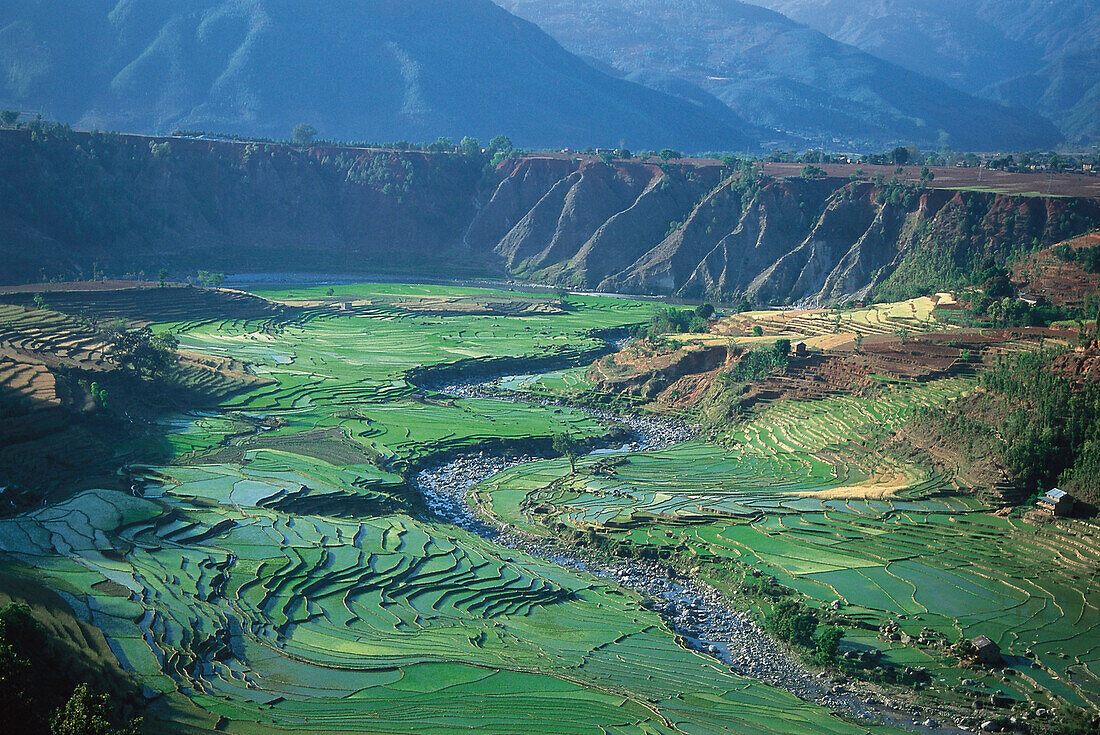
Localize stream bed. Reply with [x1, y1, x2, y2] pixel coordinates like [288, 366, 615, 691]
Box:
[414, 376, 956, 732]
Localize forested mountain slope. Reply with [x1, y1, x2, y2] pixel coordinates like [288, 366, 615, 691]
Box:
[3, 127, 1097, 306]
[494, 0, 1062, 151]
[0, 0, 757, 151]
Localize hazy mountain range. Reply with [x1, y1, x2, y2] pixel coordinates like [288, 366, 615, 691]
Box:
[752, 0, 1100, 144]
[0, 0, 757, 151]
[496, 0, 1064, 151]
[0, 0, 1087, 150]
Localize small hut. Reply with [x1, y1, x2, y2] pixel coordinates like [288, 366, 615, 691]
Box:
[971, 635, 1002, 666]
[1037, 488, 1075, 517]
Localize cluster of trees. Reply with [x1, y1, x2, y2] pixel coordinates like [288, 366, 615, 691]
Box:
[921, 348, 1099, 506]
[638, 305, 715, 339]
[873, 177, 921, 208]
[0, 121, 170, 252]
[955, 263, 1099, 329]
[195, 271, 225, 288]
[800, 164, 827, 180]
[103, 325, 179, 380]
[720, 340, 791, 384]
[985, 151, 1098, 174]
[978, 350, 1100, 504]
[0, 603, 141, 734]
[1053, 242, 1100, 273]
[768, 600, 843, 666]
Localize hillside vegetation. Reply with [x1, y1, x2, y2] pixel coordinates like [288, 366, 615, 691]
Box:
[3, 126, 1098, 306]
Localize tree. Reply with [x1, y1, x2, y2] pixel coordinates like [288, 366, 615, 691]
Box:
[458, 136, 482, 158]
[0, 110, 19, 127]
[291, 124, 317, 146]
[752, 325, 763, 337]
[800, 164, 826, 180]
[599, 150, 615, 165]
[428, 136, 455, 153]
[919, 166, 935, 184]
[552, 285, 570, 300]
[50, 684, 141, 735]
[853, 333, 864, 353]
[552, 433, 582, 474]
[107, 327, 179, 379]
[890, 146, 909, 166]
[617, 148, 632, 160]
[774, 338, 791, 357]
[813, 626, 843, 665]
[32, 293, 47, 310]
[658, 149, 681, 161]
[487, 135, 513, 154]
[157, 269, 168, 288]
[694, 303, 715, 320]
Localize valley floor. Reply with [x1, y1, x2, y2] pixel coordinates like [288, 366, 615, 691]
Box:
[0, 282, 1095, 734]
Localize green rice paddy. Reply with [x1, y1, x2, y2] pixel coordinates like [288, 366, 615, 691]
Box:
[0, 284, 900, 733]
[482, 377, 1100, 710]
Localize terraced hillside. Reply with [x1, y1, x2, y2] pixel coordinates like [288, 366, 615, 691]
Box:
[0, 486, 894, 734]
[482, 363, 1100, 714]
[0, 283, 909, 733]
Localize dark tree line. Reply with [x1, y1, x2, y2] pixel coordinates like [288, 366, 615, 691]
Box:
[0, 603, 141, 735]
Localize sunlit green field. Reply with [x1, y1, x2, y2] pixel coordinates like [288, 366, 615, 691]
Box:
[0, 284, 900, 734]
[482, 376, 1100, 711]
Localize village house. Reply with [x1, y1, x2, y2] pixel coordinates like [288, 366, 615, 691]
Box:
[971, 635, 1003, 666]
[1037, 487, 1076, 517]
[1017, 293, 1040, 307]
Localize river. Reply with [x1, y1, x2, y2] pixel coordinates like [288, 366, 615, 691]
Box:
[413, 374, 953, 732]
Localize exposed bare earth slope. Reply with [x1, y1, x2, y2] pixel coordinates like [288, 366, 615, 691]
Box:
[2, 128, 1098, 305]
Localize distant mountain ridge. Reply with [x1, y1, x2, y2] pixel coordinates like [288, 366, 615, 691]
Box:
[0, 0, 759, 151]
[749, 0, 1100, 144]
[494, 0, 1062, 152]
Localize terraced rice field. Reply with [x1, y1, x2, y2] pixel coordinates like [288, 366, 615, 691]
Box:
[702, 297, 953, 350]
[0, 284, 899, 733]
[482, 376, 1100, 710]
[0, 486, 892, 734]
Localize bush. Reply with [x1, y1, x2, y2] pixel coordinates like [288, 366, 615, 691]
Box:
[694, 303, 715, 320]
[813, 626, 843, 665]
[769, 600, 818, 647]
[644, 306, 706, 338]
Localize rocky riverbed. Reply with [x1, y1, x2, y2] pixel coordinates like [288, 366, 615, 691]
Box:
[415, 377, 973, 733]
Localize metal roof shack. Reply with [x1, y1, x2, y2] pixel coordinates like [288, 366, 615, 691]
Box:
[1037, 487, 1076, 517]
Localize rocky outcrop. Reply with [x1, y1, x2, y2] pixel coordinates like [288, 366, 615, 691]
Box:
[2, 127, 1098, 305]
